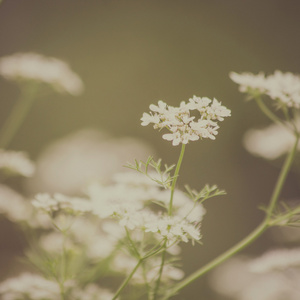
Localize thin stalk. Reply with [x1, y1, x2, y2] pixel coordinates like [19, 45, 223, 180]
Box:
[169, 143, 186, 215]
[112, 259, 142, 300]
[254, 97, 288, 129]
[0, 85, 38, 149]
[153, 240, 167, 300]
[164, 134, 299, 299]
[153, 144, 186, 299]
[267, 133, 299, 216]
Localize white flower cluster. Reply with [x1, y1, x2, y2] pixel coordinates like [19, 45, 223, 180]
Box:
[249, 248, 300, 273]
[0, 273, 114, 300]
[210, 248, 300, 300]
[243, 120, 300, 160]
[87, 171, 206, 244]
[0, 149, 35, 177]
[0, 273, 60, 300]
[141, 96, 231, 146]
[32, 193, 92, 214]
[230, 70, 300, 108]
[0, 52, 84, 96]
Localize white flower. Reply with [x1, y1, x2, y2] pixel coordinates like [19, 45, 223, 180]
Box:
[0, 52, 84, 96]
[230, 71, 267, 94]
[141, 97, 230, 145]
[26, 129, 153, 195]
[0, 273, 60, 300]
[0, 184, 32, 222]
[210, 254, 300, 300]
[71, 284, 114, 300]
[249, 248, 300, 273]
[0, 149, 35, 177]
[230, 70, 300, 108]
[145, 215, 201, 243]
[32, 193, 92, 214]
[243, 121, 300, 160]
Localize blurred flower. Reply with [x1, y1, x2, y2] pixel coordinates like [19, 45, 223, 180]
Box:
[0, 149, 35, 177]
[209, 251, 300, 300]
[230, 70, 300, 108]
[0, 52, 84, 96]
[71, 284, 114, 300]
[141, 96, 231, 145]
[0, 184, 31, 222]
[32, 193, 92, 214]
[249, 248, 300, 273]
[144, 215, 201, 243]
[0, 273, 60, 300]
[243, 121, 300, 159]
[87, 175, 203, 244]
[26, 129, 153, 194]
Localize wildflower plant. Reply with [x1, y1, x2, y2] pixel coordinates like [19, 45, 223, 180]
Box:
[1, 58, 300, 300]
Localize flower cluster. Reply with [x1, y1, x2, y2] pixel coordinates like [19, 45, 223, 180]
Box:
[141, 96, 231, 145]
[87, 171, 206, 245]
[32, 193, 92, 214]
[0, 52, 84, 96]
[230, 70, 300, 108]
[243, 120, 300, 160]
[210, 248, 300, 300]
[0, 273, 114, 300]
[0, 149, 35, 177]
[0, 273, 60, 300]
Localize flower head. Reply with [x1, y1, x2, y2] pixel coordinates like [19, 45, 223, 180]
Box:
[141, 96, 231, 145]
[230, 70, 300, 108]
[0, 52, 84, 96]
[32, 193, 92, 214]
[0, 149, 35, 177]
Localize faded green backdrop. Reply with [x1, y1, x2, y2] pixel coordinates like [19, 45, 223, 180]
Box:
[1, 1, 300, 299]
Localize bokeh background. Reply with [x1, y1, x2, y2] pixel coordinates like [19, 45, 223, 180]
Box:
[1, 1, 300, 299]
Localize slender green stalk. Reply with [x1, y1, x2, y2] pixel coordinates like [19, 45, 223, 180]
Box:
[169, 143, 186, 215]
[112, 259, 142, 300]
[153, 144, 186, 299]
[164, 134, 299, 299]
[153, 240, 167, 300]
[267, 133, 299, 216]
[0, 85, 38, 149]
[254, 97, 288, 129]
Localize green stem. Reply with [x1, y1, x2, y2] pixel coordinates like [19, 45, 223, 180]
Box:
[267, 133, 299, 216]
[169, 144, 186, 215]
[0, 85, 38, 149]
[153, 144, 186, 299]
[254, 97, 288, 129]
[164, 134, 299, 299]
[153, 240, 167, 300]
[112, 259, 142, 300]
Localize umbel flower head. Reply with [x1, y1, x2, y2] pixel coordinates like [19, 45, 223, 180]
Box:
[0, 52, 84, 96]
[230, 70, 300, 108]
[141, 96, 231, 146]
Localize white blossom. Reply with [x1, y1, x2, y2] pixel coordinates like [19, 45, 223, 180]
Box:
[249, 248, 300, 273]
[243, 121, 300, 160]
[32, 193, 92, 214]
[141, 97, 231, 145]
[0, 149, 35, 177]
[145, 215, 201, 243]
[0, 273, 60, 300]
[210, 253, 300, 300]
[71, 284, 114, 300]
[0, 184, 32, 222]
[230, 70, 300, 108]
[26, 129, 153, 195]
[0, 52, 84, 96]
